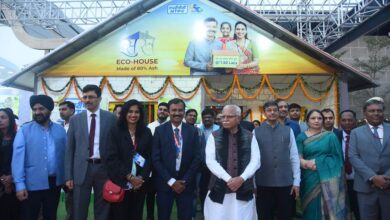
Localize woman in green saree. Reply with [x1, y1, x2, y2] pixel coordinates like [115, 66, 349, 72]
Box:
[296, 109, 349, 220]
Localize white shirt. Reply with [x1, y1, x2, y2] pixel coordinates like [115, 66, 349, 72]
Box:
[368, 123, 384, 145]
[205, 132, 261, 182]
[87, 110, 100, 159]
[287, 129, 301, 186]
[64, 122, 70, 132]
[342, 130, 355, 180]
[148, 119, 168, 135]
[167, 122, 183, 186]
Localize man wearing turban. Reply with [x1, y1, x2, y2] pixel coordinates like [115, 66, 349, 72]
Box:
[12, 94, 67, 220]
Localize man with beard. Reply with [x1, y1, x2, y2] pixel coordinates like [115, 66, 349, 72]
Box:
[65, 84, 116, 220]
[12, 95, 67, 220]
[152, 98, 201, 220]
[321, 108, 340, 136]
[276, 100, 300, 137]
[338, 110, 360, 220]
[148, 102, 169, 135]
[59, 101, 75, 132]
[58, 101, 75, 220]
[198, 108, 219, 212]
[288, 103, 307, 132]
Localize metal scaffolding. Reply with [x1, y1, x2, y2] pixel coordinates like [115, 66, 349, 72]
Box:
[1, 0, 389, 48]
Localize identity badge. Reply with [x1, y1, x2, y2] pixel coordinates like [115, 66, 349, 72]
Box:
[133, 153, 145, 168]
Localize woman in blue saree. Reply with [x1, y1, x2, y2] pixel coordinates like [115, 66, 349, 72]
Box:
[296, 109, 349, 220]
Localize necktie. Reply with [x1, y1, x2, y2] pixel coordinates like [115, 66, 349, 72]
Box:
[373, 126, 382, 149]
[174, 128, 181, 158]
[89, 113, 96, 157]
[344, 135, 352, 174]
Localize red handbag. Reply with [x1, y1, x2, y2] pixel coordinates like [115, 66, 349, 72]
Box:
[103, 179, 124, 203]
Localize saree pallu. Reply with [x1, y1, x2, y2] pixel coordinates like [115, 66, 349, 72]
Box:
[296, 131, 350, 220]
[227, 40, 259, 74]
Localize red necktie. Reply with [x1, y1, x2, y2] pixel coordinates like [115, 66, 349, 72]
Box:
[345, 135, 352, 174]
[89, 114, 96, 157]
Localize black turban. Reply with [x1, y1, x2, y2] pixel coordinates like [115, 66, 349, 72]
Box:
[30, 95, 54, 111]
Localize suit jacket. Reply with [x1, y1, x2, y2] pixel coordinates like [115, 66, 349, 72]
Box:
[152, 122, 201, 192]
[106, 125, 153, 188]
[348, 123, 390, 193]
[65, 109, 116, 185]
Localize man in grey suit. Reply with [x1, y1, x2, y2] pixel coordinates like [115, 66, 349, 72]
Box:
[65, 84, 116, 220]
[349, 97, 390, 220]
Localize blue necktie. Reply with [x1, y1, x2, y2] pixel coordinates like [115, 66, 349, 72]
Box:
[373, 126, 382, 150]
[174, 128, 181, 158]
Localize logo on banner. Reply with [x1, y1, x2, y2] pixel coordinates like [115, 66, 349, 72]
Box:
[167, 4, 188, 14]
[190, 4, 203, 13]
[120, 31, 155, 57]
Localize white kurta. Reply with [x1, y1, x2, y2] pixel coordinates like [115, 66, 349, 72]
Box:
[204, 134, 261, 220]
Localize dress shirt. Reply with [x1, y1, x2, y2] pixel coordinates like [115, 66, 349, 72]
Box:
[342, 130, 355, 180]
[184, 38, 222, 74]
[287, 128, 301, 186]
[87, 110, 100, 159]
[199, 124, 220, 142]
[44, 127, 57, 176]
[148, 119, 168, 135]
[368, 123, 384, 145]
[205, 132, 261, 182]
[63, 122, 70, 132]
[167, 122, 183, 186]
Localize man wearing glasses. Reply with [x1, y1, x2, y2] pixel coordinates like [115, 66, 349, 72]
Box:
[65, 84, 116, 220]
[349, 97, 390, 220]
[254, 101, 300, 220]
[204, 105, 260, 220]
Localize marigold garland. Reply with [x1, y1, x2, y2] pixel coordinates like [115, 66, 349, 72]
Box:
[40, 75, 336, 103]
[41, 77, 73, 103]
[106, 78, 136, 102]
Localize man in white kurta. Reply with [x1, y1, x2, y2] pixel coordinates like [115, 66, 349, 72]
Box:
[204, 105, 260, 220]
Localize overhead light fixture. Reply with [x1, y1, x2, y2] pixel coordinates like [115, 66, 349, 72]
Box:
[0, 66, 5, 69]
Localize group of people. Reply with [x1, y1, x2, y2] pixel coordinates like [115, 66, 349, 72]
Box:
[0, 83, 389, 220]
[184, 17, 259, 75]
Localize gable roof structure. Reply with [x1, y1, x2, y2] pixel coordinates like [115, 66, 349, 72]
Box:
[2, 0, 377, 92]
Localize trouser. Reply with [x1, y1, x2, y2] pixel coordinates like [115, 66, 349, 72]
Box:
[256, 185, 294, 220]
[346, 180, 360, 220]
[21, 176, 61, 220]
[357, 190, 390, 220]
[145, 177, 156, 220]
[156, 190, 194, 220]
[73, 163, 110, 220]
[110, 188, 146, 220]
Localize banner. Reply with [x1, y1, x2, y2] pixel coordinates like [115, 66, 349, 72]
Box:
[45, 0, 333, 76]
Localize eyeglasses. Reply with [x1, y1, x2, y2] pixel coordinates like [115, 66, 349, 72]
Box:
[82, 95, 98, 100]
[221, 115, 237, 120]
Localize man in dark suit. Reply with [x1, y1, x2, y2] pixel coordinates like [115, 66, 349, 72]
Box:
[152, 98, 201, 220]
[349, 98, 390, 220]
[338, 110, 360, 220]
[65, 85, 116, 220]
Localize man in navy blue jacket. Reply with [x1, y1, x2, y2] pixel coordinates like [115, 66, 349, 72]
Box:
[152, 98, 201, 220]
